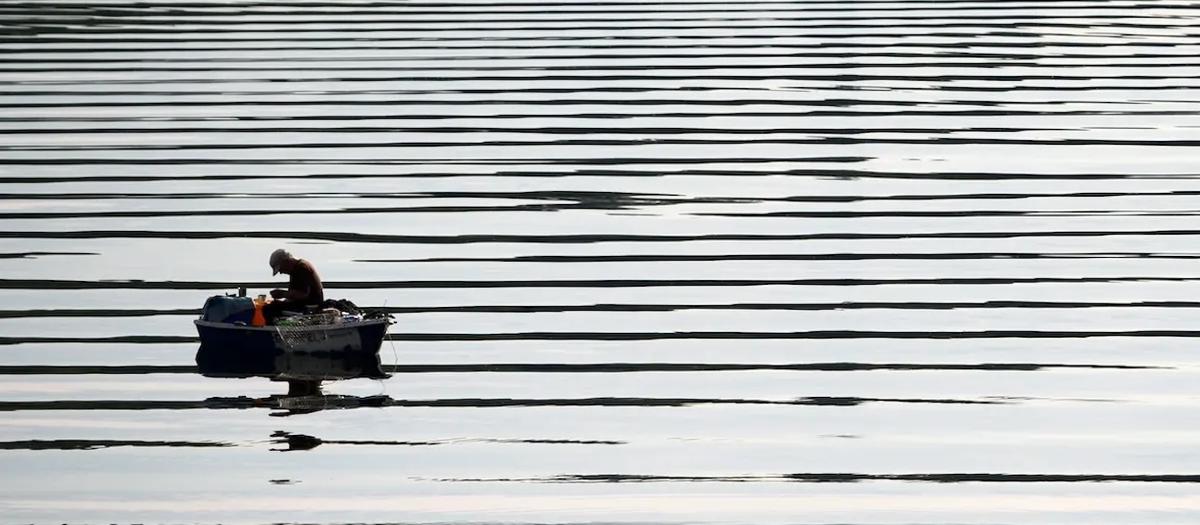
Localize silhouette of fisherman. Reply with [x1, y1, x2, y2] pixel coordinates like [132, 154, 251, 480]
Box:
[263, 248, 325, 324]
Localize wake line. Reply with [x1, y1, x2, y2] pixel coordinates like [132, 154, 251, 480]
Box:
[3, 40, 1194, 54]
[6, 72, 1200, 85]
[449, 472, 1200, 483]
[1, 275, 1197, 290]
[4, 300, 1200, 319]
[17, 0, 1199, 8]
[6, 330, 1200, 345]
[10, 136, 1200, 151]
[12, 3, 1184, 17]
[13, 11, 1196, 27]
[8, 190, 1200, 203]
[0, 362, 1159, 375]
[0, 396, 1007, 411]
[8, 229, 1200, 244]
[7, 207, 1200, 220]
[6, 52, 1197, 66]
[5, 167, 1195, 182]
[9, 20, 1196, 39]
[4, 29, 1192, 45]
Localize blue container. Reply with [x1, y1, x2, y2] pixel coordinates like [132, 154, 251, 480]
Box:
[201, 295, 255, 324]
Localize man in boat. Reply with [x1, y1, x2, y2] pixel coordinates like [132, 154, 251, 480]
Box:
[263, 248, 325, 324]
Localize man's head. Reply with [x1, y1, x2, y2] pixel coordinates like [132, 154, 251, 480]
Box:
[269, 249, 294, 276]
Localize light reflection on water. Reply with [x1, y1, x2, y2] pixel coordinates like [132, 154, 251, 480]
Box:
[2, 0, 1200, 523]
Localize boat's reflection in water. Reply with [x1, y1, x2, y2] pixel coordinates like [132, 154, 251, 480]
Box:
[195, 344, 391, 414]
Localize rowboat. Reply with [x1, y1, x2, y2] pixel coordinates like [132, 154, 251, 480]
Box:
[194, 316, 391, 355]
[194, 315, 393, 388]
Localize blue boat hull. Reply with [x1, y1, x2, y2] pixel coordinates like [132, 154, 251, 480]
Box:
[194, 319, 391, 381]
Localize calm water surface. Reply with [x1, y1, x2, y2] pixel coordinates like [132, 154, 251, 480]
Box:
[2, 0, 1200, 523]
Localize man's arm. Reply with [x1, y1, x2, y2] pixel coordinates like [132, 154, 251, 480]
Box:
[269, 285, 310, 302]
[285, 284, 311, 303]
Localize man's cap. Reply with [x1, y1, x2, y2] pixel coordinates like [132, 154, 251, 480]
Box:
[269, 249, 291, 276]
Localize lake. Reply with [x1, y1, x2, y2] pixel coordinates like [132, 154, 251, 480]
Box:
[2, 0, 1200, 523]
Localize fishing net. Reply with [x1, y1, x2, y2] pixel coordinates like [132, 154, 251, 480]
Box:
[273, 312, 340, 351]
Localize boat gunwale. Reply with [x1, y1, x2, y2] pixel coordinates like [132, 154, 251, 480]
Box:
[194, 318, 392, 332]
